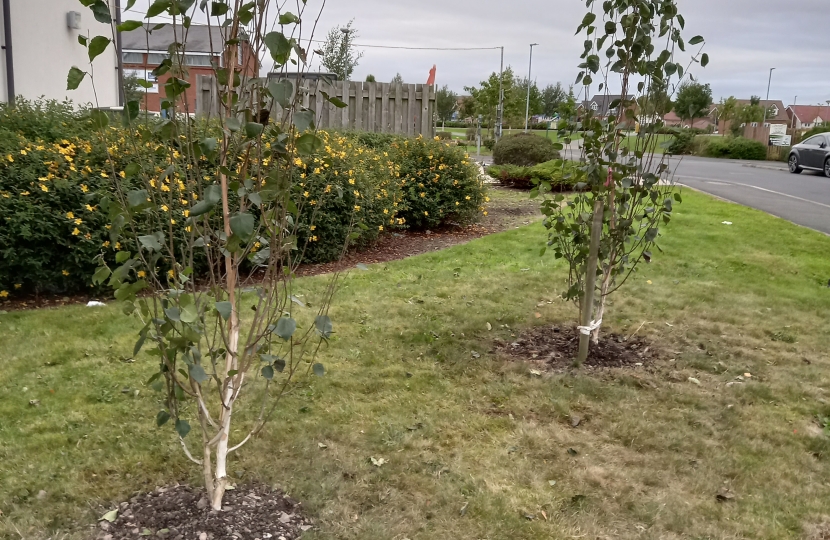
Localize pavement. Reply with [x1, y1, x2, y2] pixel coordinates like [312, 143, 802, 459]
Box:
[670, 156, 830, 235]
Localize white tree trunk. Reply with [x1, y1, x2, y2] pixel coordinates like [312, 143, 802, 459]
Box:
[211, 314, 238, 510]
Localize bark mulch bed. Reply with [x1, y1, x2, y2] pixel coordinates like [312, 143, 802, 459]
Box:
[498, 325, 659, 372]
[94, 484, 312, 540]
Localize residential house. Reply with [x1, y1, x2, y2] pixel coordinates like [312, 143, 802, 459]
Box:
[578, 94, 636, 120]
[663, 109, 717, 131]
[786, 105, 830, 130]
[1, 0, 120, 107]
[715, 99, 789, 134]
[121, 24, 258, 115]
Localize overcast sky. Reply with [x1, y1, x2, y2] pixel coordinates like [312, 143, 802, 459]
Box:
[130, 0, 830, 107]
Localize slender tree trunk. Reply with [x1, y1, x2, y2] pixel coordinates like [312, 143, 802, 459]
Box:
[576, 197, 604, 366]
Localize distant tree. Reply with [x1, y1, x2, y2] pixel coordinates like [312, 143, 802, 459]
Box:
[458, 96, 476, 121]
[558, 86, 578, 123]
[123, 72, 145, 107]
[464, 66, 519, 131]
[715, 96, 738, 133]
[391, 73, 404, 85]
[541, 82, 567, 118]
[730, 96, 777, 136]
[435, 85, 457, 128]
[320, 20, 363, 80]
[365, 74, 376, 82]
[638, 77, 673, 119]
[674, 81, 712, 127]
[513, 77, 543, 125]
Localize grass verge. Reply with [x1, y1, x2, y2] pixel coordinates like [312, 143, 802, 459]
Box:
[1, 189, 830, 539]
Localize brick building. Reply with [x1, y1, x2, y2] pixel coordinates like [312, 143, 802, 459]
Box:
[121, 24, 258, 115]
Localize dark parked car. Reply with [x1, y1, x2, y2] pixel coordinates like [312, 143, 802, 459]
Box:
[788, 133, 830, 177]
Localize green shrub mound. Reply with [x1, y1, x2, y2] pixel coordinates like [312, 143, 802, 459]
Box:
[703, 137, 766, 161]
[488, 159, 581, 191]
[492, 133, 559, 166]
[0, 102, 487, 297]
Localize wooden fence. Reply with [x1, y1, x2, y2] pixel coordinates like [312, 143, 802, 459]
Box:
[194, 77, 436, 138]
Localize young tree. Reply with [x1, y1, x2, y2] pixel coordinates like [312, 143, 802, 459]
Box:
[675, 81, 712, 127]
[541, 82, 567, 118]
[464, 66, 518, 129]
[513, 77, 543, 125]
[436, 85, 458, 128]
[391, 73, 404, 85]
[365, 74, 376, 82]
[320, 20, 363, 80]
[69, 0, 352, 511]
[637, 77, 673, 120]
[458, 96, 477, 122]
[716, 96, 738, 133]
[539, 0, 708, 365]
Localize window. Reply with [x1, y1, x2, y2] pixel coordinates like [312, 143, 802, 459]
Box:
[184, 54, 213, 66]
[591, 102, 598, 111]
[805, 123, 813, 128]
[751, 122, 758, 127]
[122, 52, 144, 64]
[147, 53, 168, 65]
[803, 136, 824, 146]
[770, 106, 779, 117]
[124, 68, 158, 94]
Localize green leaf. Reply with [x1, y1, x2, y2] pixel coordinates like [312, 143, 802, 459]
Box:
[189, 364, 209, 383]
[225, 116, 242, 132]
[278, 12, 300, 24]
[263, 31, 292, 63]
[117, 19, 144, 31]
[180, 305, 198, 324]
[313, 363, 325, 377]
[156, 410, 170, 426]
[78, 35, 88, 46]
[688, 35, 704, 45]
[101, 509, 118, 522]
[215, 301, 232, 320]
[210, 1, 229, 16]
[127, 189, 149, 207]
[124, 100, 140, 124]
[275, 317, 296, 340]
[261, 365, 275, 380]
[146, 0, 171, 18]
[295, 133, 323, 156]
[125, 162, 141, 177]
[314, 315, 333, 338]
[674, 192, 682, 203]
[133, 331, 147, 356]
[267, 80, 293, 108]
[116, 251, 131, 263]
[700, 53, 709, 68]
[230, 212, 255, 242]
[138, 233, 163, 252]
[90, 0, 112, 23]
[90, 109, 109, 129]
[92, 266, 112, 285]
[67, 67, 86, 90]
[175, 419, 191, 438]
[164, 307, 181, 321]
[274, 358, 286, 372]
[292, 109, 315, 132]
[245, 122, 264, 138]
[320, 90, 347, 108]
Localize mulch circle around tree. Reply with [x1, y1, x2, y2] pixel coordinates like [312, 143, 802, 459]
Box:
[94, 484, 312, 540]
[498, 325, 659, 371]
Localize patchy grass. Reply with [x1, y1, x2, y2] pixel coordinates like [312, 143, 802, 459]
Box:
[2, 189, 830, 539]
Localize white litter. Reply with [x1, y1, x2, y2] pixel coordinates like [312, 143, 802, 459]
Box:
[86, 301, 106, 307]
[722, 221, 733, 225]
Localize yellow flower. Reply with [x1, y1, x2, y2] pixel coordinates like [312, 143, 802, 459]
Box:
[14, 283, 21, 289]
[20, 191, 30, 196]
[294, 157, 304, 167]
[161, 204, 169, 212]
[183, 210, 190, 217]
[80, 184, 89, 193]
[150, 179, 157, 188]
[161, 185, 170, 192]
[74, 218, 82, 225]
[170, 219, 176, 225]
[378, 225, 384, 231]
[483, 211, 488, 216]
[314, 168, 321, 174]
[310, 225, 316, 231]
[85, 204, 95, 212]
[137, 270, 146, 278]
[72, 228, 80, 236]
[465, 196, 471, 200]
[383, 208, 389, 214]
[424, 211, 429, 216]
[0, 290, 8, 298]
[420, 192, 426, 198]
[168, 269, 175, 279]
[115, 242, 121, 249]
[185, 226, 192, 232]
[102, 241, 110, 248]
[348, 179, 355, 185]
[354, 205, 361, 212]
[20, 149, 27, 156]
[353, 190, 360, 197]
[456, 201, 460, 206]
[101, 172, 108, 178]
[119, 171, 126, 178]
[311, 235, 318, 242]
[40, 184, 49, 192]
[62, 270, 70, 276]
[485, 197, 490, 202]
[303, 191, 309, 198]
[66, 212, 74, 219]
[6, 154, 13, 162]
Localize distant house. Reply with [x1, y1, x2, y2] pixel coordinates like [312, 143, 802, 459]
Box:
[786, 105, 830, 130]
[121, 24, 259, 114]
[663, 110, 716, 131]
[578, 94, 636, 120]
[715, 99, 788, 134]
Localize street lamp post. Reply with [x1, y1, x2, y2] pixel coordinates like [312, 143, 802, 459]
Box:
[524, 43, 538, 132]
[761, 67, 775, 128]
[496, 46, 504, 142]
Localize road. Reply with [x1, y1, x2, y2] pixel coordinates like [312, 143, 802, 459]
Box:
[671, 156, 830, 235]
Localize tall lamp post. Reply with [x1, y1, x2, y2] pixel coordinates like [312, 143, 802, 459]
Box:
[524, 43, 538, 132]
[761, 67, 775, 128]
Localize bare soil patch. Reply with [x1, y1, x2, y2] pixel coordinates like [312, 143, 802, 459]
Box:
[498, 325, 659, 371]
[94, 484, 312, 540]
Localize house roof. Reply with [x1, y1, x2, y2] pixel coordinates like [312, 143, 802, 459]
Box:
[730, 99, 789, 122]
[663, 110, 715, 125]
[121, 24, 232, 54]
[787, 105, 830, 123]
[579, 94, 635, 116]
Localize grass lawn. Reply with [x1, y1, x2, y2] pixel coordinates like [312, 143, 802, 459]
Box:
[2, 188, 830, 539]
[438, 127, 579, 145]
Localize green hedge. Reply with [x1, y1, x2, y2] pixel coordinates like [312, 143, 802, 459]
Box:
[0, 102, 487, 298]
[492, 133, 559, 166]
[487, 159, 581, 191]
[702, 137, 766, 160]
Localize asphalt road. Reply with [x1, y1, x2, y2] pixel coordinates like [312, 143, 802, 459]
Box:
[670, 156, 830, 235]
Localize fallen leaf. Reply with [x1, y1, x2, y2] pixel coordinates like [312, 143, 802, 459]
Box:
[548, 480, 557, 487]
[647, 280, 653, 285]
[486, 322, 492, 331]
[459, 501, 468, 516]
[567, 448, 578, 456]
[470, 351, 481, 359]
[100, 509, 118, 522]
[570, 415, 581, 428]
[744, 372, 752, 378]
[534, 312, 542, 318]
[318, 442, 327, 449]
[688, 377, 701, 386]
[529, 369, 542, 377]
[370, 456, 386, 467]
[716, 488, 736, 502]
[722, 221, 733, 225]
